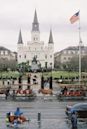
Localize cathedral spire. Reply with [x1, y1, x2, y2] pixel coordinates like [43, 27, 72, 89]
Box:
[18, 29, 23, 44]
[48, 29, 54, 43]
[32, 9, 39, 31]
[33, 9, 38, 24]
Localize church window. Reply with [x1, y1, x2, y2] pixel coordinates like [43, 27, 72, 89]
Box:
[5, 51, 8, 55]
[45, 55, 47, 59]
[33, 37, 38, 41]
[68, 57, 71, 60]
[24, 55, 26, 58]
[19, 55, 21, 58]
[64, 57, 66, 60]
[1, 51, 3, 55]
[68, 51, 71, 54]
[36, 38, 38, 40]
[50, 55, 52, 58]
[50, 62, 52, 66]
[3, 51, 5, 55]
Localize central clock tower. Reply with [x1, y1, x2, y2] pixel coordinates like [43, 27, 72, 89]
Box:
[31, 10, 40, 42]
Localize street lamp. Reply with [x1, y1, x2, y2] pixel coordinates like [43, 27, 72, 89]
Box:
[50, 63, 53, 89]
[41, 68, 44, 89]
[49, 63, 52, 77]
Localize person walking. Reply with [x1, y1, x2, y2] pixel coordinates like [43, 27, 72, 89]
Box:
[71, 111, 77, 129]
[5, 88, 10, 100]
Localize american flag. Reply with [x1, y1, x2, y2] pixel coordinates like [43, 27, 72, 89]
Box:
[70, 11, 79, 24]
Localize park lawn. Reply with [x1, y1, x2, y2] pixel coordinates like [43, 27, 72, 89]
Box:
[0, 71, 20, 78]
[43, 71, 79, 79]
[0, 70, 83, 79]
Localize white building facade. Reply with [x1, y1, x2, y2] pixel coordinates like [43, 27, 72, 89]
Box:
[17, 10, 54, 69]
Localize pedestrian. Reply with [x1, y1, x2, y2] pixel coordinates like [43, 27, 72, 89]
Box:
[71, 111, 77, 129]
[5, 88, 10, 100]
[12, 90, 15, 100]
[14, 107, 23, 117]
[63, 86, 68, 94]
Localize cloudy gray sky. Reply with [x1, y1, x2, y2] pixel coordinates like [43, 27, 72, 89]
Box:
[0, 0, 87, 52]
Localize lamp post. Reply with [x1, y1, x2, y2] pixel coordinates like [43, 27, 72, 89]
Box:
[27, 74, 30, 89]
[49, 64, 53, 89]
[18, 75, 22, 89]
[41, 68, 44, 89]
[51, 64, 52, 77]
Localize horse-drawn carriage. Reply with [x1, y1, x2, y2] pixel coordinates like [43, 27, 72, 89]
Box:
[0, 87, 10, 99]
[11, 88, 36, 101]
[56, 84, 86, 100]
[6, 108, 30, 128]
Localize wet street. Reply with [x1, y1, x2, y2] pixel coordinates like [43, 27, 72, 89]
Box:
[0, 98, 87, 129]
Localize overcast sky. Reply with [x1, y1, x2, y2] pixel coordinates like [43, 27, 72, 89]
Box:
[0, 0, 87, 52]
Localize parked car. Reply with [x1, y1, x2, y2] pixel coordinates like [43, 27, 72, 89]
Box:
[65, 103, 87, 118]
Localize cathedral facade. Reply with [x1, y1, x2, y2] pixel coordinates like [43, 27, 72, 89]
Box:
[17, 10, 54, 69]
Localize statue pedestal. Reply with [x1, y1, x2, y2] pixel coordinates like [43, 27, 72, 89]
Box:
[31, 56, 40, 72]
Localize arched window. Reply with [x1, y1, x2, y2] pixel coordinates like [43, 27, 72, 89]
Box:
[24, 55, 26, 58]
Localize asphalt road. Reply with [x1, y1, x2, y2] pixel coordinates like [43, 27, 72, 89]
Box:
[0, 98, 87, 129]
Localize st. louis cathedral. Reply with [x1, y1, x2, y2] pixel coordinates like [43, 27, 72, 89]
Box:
[17, 10, 54, 69]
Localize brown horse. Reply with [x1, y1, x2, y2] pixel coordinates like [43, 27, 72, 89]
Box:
[9, 115, 27, 123]
[38, 89, 53, 95]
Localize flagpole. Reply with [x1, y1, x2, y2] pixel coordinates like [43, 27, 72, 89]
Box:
[78, 11, 82, 86]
